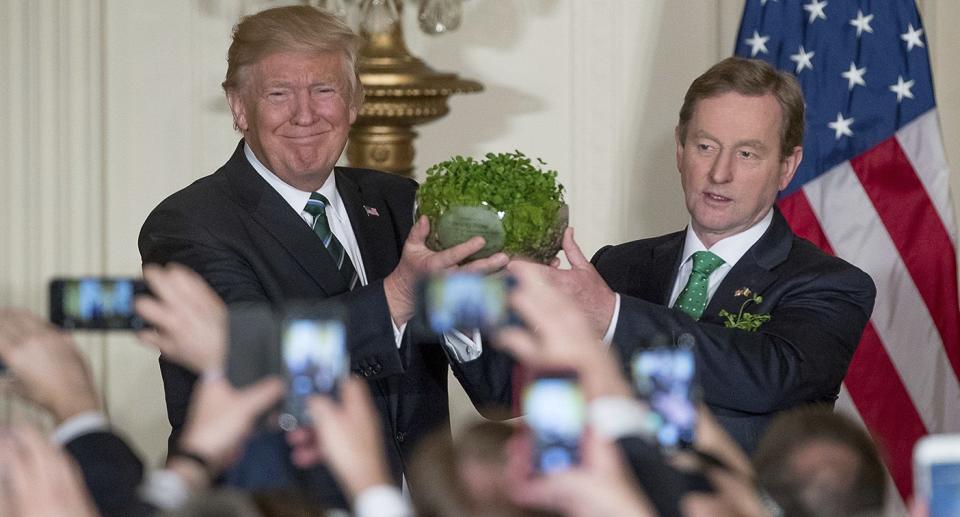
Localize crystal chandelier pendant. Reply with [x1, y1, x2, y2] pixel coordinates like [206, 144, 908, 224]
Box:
[307, 0, 350, 19]
[418, 0, 463, 34]
[358, 0, 400, 34]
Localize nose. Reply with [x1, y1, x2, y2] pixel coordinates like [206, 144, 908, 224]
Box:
[708, 150, 734, 184]
[291, 90, 317, 126]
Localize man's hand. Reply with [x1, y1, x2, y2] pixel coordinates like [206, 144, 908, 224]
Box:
[507, 227, 616, 338]
[494, 267, 631, 401]
[304, 377, 393, 500]
[174, 375, 284, 480]
[384, 216, 509, 326]
[135, 263, 228, 374]
[0, 310, 99, 423]
[0, 425, 99, 517]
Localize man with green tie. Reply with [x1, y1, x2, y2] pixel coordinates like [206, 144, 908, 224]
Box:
[509, 57, 876, 453]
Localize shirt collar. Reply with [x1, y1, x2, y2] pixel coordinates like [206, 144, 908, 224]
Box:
[680, 209, 774, 268]
[244, 142, 340, 215]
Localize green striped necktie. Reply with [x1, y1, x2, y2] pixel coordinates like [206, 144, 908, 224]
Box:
[303, 193, 358, 290]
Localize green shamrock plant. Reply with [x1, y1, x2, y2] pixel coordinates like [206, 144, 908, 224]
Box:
[718, 287, 771, 332]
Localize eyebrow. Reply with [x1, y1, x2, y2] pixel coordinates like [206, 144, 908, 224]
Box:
[693, 130, 770, 151]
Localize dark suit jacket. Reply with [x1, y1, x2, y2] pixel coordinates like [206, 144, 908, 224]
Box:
[65, 431, 153, 517]
[593, 208, 876, 453]
[138, 141, 512, 503]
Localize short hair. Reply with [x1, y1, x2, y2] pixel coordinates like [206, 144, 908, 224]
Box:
[677, 56, 805, 160]
[753, 407, 886, 517]
[222, 5, 364, 107]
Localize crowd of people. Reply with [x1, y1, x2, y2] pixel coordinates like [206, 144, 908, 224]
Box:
[0, 4, 936, 517]
[0, 265, 889, 516]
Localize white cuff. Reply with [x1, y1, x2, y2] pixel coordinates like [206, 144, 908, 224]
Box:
[52, 411, 109, 445]
[588, 396, 658, 441]
[139, 468, 193, 511]
[441, 328, 483, 363]
[354, 484, 412, 517]
[601, 294, 621, 345]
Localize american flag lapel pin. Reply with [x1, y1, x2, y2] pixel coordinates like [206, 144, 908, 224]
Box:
[363, 205, 380, 217]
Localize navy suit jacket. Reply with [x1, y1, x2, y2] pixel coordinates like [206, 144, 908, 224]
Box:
[138, 141, 512, 504]
[592, 208, 876, 453]
[65, 431, 153, 517]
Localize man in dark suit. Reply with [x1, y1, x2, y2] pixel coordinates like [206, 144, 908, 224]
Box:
[138, 5, 511, 503]
[510, 57, 875, 453]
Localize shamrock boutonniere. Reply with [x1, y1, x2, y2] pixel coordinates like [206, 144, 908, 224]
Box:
[718, 287, 770, 332]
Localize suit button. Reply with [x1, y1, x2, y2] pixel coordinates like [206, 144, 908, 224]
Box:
[363, 367, 373, 377]
[395, 431, 406, 443]
[371, 364, 382, 375]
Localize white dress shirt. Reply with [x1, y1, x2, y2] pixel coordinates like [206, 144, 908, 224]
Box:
[602, 209, 773, 342]
[667, 209, 773, 308]
[245, 144, 482, 360]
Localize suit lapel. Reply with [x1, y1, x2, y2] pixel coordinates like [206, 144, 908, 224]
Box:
[225, 142, 348, 296]
[628, 233, 684, 305]
[336, 168, 399, 281]
[703, 209, 793, 322]
[335, 168, 403, 427]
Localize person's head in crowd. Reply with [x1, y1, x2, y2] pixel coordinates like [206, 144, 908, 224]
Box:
[753, 407, 886, 517]
[222, 5, 364, 192]
[675, 56, 805, 247]
[410, 422, 549, 517]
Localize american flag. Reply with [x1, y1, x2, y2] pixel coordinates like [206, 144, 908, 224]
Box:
[735, 0, 960, 508]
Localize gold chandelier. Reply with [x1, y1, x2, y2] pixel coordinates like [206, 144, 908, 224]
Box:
[311, 0, 482, 177]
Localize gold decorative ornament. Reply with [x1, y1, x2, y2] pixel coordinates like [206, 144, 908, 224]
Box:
[312, 0, 482, 177]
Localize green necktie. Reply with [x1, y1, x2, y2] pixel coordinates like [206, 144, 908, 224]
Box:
[303, 193, 358, 289]
[673, 251, 725, 320]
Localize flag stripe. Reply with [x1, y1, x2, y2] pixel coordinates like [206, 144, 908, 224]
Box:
[848, 135, 960, 381]
[896, 111, 958, 244]
[803, 160, 960, 433]
[779, 189, 926, 500]
[777, 191, 830, 250]
[845, 323, 927, 500]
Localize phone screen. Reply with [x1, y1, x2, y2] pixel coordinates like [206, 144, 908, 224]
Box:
[916, 435, 960, 517]
[632, 346, 697, 449]
[523, 376, 585, 474]
[421, 272, 516, 333]
[279, 316, 348, 430]
[49, 277, 149, 330]
[929, 462, 960, 516]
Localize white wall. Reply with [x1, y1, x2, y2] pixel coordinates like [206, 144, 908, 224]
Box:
[2, 0, 958, 465]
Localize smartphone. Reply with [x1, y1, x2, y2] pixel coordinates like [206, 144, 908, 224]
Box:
[49, 277, 150, 330]
[278, 303, 349, 431]
[418, 272, 518, 333]
[914, 434, 960, 517]
[523, 375, 585, 474]
[631, 344, 698, 449]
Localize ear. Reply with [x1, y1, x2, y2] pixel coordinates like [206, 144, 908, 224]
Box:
[226, 90, 249, 132]
[675, 126, 684, 173]
[348, 103, 358, 125]
[778, 145, 803, 191]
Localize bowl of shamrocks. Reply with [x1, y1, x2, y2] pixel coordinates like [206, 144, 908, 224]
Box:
[416, 151, 567, 263]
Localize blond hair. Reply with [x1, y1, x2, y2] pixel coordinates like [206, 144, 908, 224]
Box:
[222, 5, 364, 107]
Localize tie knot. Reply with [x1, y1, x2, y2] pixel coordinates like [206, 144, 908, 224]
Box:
[304, 193, 330, 217]
[691, 251, 724, 276]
